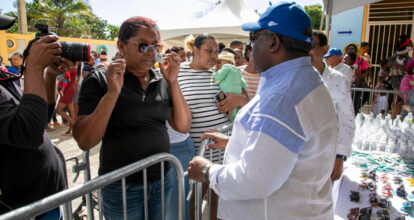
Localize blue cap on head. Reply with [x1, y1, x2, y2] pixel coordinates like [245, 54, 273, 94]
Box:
[241, 2, 313, 43]
[324, 48, 343, 58]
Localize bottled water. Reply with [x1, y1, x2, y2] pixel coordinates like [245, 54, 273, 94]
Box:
[353, 113, 414, 157]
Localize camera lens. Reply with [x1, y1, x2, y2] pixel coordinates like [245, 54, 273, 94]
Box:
[60, 41, 90, 62]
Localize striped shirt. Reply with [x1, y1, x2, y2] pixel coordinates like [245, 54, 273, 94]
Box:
[167, 63, 230, 160]
[239, 66, 261, 99]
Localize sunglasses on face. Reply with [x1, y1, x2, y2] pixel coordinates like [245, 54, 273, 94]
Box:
[249, 31, 275, 43]
[127, 41, 160, 53]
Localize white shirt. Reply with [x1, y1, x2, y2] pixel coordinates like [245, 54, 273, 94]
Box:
[332, 62, 353, 88]
[373, 95, 388, 117]
[208, 57, 338, 220]
[166, 121, 189, 143]
[321, 64, 356, 157]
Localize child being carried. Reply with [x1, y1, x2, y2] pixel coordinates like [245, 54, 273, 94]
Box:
[213, 52, 247, 122]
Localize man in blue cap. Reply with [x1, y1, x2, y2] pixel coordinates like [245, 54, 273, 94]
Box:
[325, 47, 354, 87]
[188, 2, 337, 219]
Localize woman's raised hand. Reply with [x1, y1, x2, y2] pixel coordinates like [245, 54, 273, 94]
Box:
[106, 59, 126, 95]
[160, 52, 180, 84]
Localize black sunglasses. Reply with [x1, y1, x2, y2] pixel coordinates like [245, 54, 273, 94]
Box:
[127, 41, 160, 53]
[249, 31, 275, 43]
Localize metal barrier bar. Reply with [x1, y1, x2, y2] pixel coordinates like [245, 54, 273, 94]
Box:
[98, 189, 103, 220]
[83, 151, 94, 220]
[143, 168, 148, 220]
[0, 153, 185, 220]
[351, 88, 410, 94]
[122, 178, 127, 220]
[193, 124, 233, 220]
[65, 150, 94, 219]
[161, 161, 165, 220]
[351, 88, 410, 115]
[208, 149, 213, 220]
[53, 145, 72, 220]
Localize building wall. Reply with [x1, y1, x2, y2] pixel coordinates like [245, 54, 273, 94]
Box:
[330, 6, 365, 51]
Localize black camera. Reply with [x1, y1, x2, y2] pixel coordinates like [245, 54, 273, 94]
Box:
[35, 24, 90, 62]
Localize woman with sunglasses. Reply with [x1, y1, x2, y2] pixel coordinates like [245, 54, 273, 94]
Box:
[73, 16, 191, 220]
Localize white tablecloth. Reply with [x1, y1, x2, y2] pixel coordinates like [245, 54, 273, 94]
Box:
[333, 162, 414, 219]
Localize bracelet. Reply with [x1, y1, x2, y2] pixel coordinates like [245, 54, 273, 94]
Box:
[202, 164, 212, 183]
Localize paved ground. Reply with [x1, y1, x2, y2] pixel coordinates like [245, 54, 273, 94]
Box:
[48, 125, 100, 185]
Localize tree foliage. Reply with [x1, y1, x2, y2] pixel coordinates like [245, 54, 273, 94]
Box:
[4, 11, 19, 33]
[304, 4, 325, 30]
[3, 0, 119, 40]
[107, 24, 120, 41]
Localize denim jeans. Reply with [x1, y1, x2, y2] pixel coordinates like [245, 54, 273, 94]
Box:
[166, 137, 195, 220]
[102, 169, 174, 220]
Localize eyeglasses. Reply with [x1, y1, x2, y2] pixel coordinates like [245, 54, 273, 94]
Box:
[249, 31, 275, 43]
[127, 41, 160, 53]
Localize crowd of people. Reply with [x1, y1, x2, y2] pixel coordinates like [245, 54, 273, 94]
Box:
[1, 2, 414, 220]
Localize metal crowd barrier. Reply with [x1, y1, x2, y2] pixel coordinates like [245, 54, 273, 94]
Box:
[0, 153, 185, 220]
[351, 88, 410, 115]
[189, 124, 233, 220]
[65, 150, 95, 220]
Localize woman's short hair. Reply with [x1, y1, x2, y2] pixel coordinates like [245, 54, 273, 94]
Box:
[12, 52, 23, 59]
[194, 34, 216, 49]
[118, 16, 160, 43]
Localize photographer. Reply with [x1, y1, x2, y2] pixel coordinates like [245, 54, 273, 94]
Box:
[0, 15, 74, 218]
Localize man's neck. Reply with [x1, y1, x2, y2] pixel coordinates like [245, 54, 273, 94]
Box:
[313, 60, 325, 75]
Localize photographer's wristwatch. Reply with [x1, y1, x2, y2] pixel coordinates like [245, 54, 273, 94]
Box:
[201, 164, 212, 183]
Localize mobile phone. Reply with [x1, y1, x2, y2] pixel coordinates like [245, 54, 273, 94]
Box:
[215, 91, 227, 103]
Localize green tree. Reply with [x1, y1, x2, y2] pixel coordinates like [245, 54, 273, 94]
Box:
[304, 4, 325, 30]
[107, 24, 119, 41]
[4, 0, 118, 40]
[27, 0, 92, 35]
[88, 15, 108, 39]
[62, 16, 91, 37]
[4, 11, 19, 33]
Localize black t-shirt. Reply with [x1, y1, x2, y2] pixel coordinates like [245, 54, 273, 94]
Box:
[78, 68, 172, 184]
[0, 73, 65, 214]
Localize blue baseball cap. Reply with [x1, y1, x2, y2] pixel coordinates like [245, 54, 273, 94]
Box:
[324, 48, 343, 58]
[241, 2, 313, 43]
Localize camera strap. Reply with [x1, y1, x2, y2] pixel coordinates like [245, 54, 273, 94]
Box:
[0, 70, 22, 101]
[0, 69, 21, 82]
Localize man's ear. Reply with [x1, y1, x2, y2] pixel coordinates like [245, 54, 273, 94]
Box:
[321, 45, 329, 55]
[269, 35, 281, 53]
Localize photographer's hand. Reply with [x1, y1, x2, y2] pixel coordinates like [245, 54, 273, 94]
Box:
[23, 35, 63, 102]
[25, 35, 62, 72]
